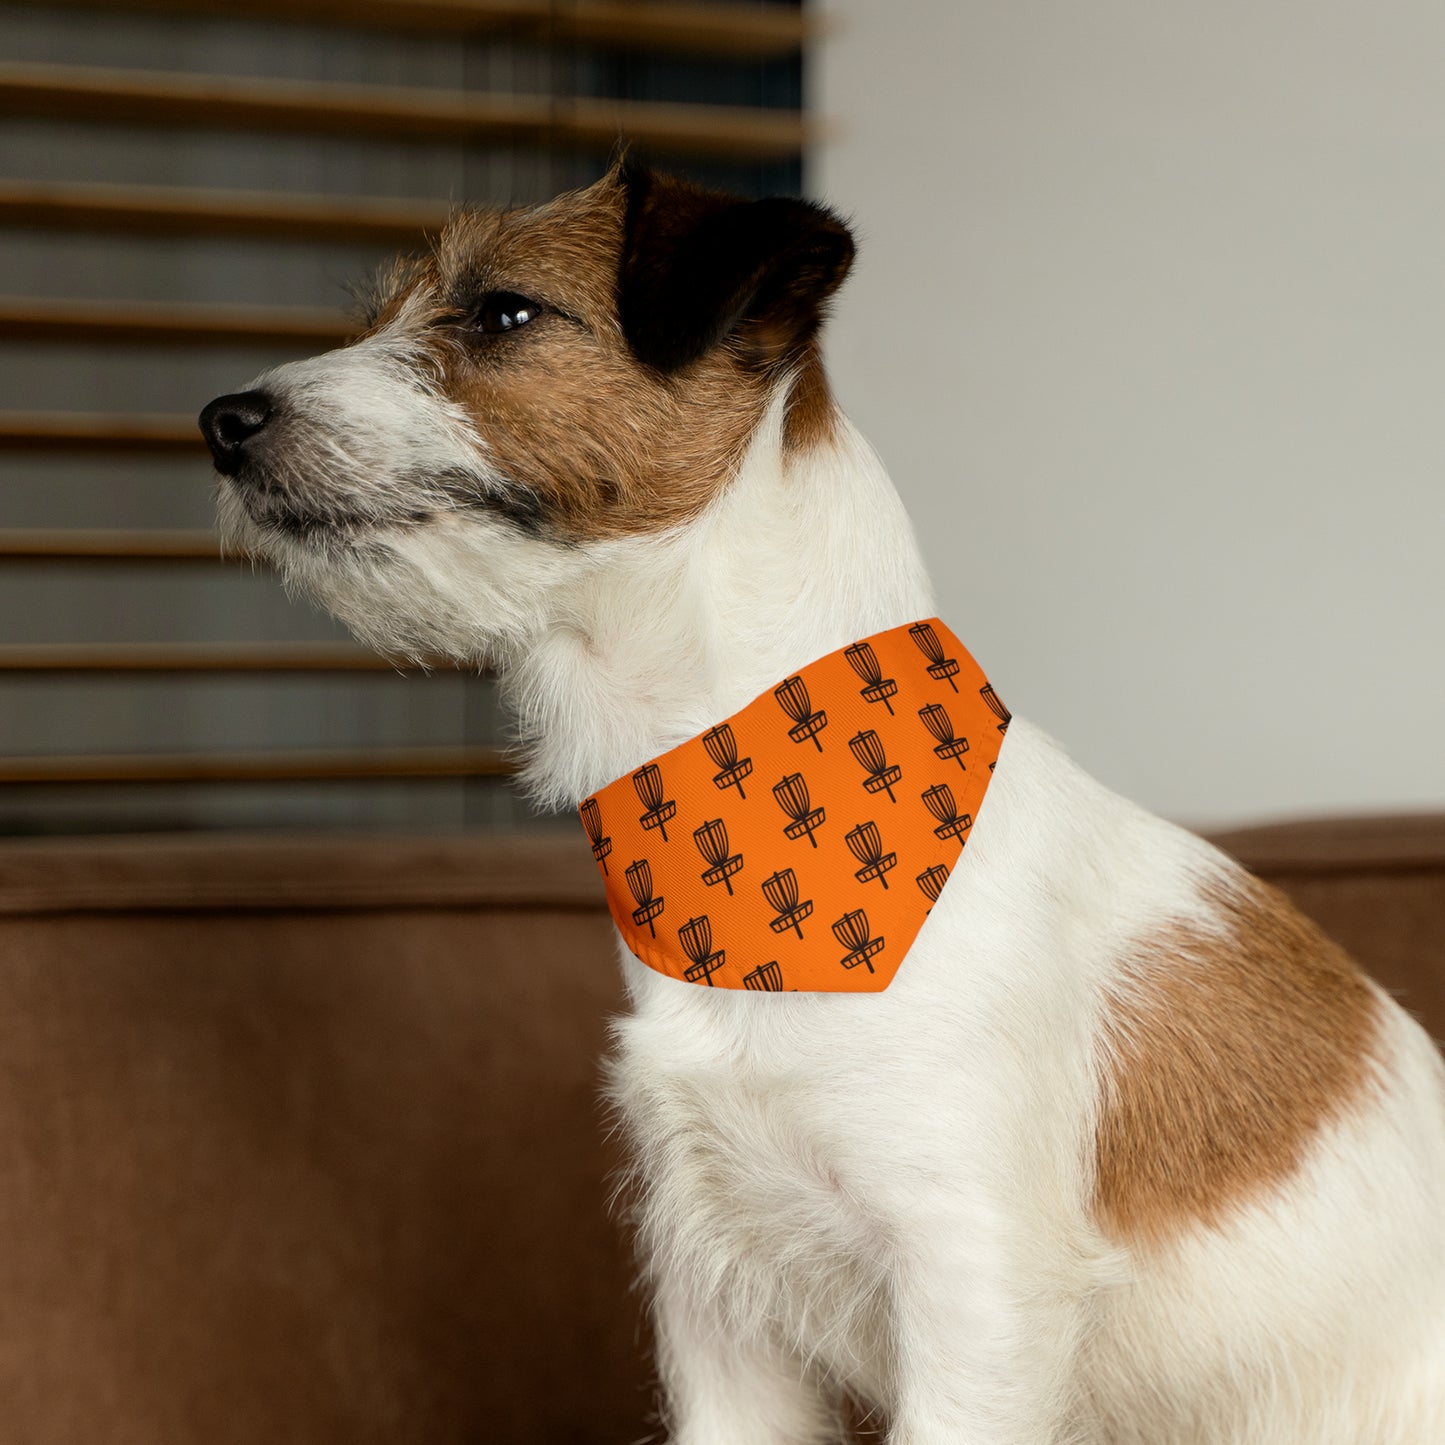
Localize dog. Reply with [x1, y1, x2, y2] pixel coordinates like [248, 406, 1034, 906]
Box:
[200, 162, 1445, 1444]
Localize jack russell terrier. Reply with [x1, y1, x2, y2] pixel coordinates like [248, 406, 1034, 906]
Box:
[200, 162, 1445, 1444]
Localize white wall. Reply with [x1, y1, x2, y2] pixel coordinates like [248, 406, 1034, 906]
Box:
[813, 1, 1445, 827]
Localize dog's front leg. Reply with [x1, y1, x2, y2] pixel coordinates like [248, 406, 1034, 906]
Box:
[653, 1274, 844, 1445]
[882, 1205, 1094, 1445]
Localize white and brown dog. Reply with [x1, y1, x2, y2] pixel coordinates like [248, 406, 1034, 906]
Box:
[200, 164, 1445, 1444]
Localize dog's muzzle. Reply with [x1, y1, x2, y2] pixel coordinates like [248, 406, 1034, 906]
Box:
[199, 390, 273, 476]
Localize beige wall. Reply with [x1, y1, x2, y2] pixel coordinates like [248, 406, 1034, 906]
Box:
[814, 2, 1445, 826]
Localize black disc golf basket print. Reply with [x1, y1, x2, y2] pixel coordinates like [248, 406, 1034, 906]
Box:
[844, 641, 898, 715]
[632, 762, 677, 842]
[678, 915, 725, 986]
[774, 674, 827, 751]
[922, 783, 972, 842]
[918, 702, 970, 768]
[625, 858, 665, 938]
[917, 863, 950, 911]
[773, 773, 825, 847]
[980, 683, 1011, 733]
[694, 818, 744, 895]
[702, 722, 753, 799]
[743, 961, 785, 991]
[845, 821, 897, 889]
[909, 622, 959, 692]
[833, 909, 884, 974]
[849, 730, 901, 803]
[580, 797, 612, 875]
[762, 866, 813, 938]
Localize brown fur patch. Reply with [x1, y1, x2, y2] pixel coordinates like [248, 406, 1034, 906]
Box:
[439, 184, 769, 540]
[1093, 873, 1381, 1246]
[368, 173, 835, 543]
[783, 343, 840, 454]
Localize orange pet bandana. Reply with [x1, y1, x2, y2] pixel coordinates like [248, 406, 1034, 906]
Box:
[579, 620, 1008, 993]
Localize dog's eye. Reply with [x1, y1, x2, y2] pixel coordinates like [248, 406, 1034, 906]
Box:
[472, 291, 543, 334]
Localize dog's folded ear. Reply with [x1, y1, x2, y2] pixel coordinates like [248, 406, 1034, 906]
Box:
[617, 162, 855, 375]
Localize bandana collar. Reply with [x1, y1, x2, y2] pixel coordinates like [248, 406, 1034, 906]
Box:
[578, 619, 1008, 993]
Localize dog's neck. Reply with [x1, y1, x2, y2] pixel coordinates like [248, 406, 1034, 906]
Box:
[502, 394, 936, 810]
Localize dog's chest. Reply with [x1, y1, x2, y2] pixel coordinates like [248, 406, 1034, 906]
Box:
[612, 999, 892, 1387]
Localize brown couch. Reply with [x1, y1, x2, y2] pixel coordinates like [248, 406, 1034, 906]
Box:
[0, 818, 1440, 1443]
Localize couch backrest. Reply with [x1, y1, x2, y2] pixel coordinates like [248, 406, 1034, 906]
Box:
[0, 820, 1440, 1443]
[0, 834, 647, 1445]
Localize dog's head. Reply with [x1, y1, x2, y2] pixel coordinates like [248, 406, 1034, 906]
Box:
[200, 163, 854, 661]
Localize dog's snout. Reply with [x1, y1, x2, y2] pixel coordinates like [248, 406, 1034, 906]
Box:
[199, 390, 273, 475]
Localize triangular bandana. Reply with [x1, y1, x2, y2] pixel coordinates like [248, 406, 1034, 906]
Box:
[579, 619, 1008, 993]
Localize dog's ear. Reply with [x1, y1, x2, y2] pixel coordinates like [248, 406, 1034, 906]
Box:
[617, 162, 855, 374]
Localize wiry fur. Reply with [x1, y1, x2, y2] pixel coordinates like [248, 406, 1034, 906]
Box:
[205, 169, 1445, 1444]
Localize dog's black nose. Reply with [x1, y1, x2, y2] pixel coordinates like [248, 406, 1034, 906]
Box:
[199, 390, 273, 475]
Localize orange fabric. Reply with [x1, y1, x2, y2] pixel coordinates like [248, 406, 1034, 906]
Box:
[579, 620, 1008, 993]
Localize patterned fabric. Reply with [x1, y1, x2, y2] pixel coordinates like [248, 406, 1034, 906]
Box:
[579, 620, 1008, 993]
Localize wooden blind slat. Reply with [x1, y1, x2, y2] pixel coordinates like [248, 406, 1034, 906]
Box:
[0, 180, 448, 244]
[0, 745, 512, 783]
[0, 0, 809, 58]
[0, 62, 812, 161]
[545, 0, 810, 57]
[0, 529, 227, 561]
[0, 412, 202, 452]
[0, 297, 353, 348]
[0, 410, 203, 447]
[0, 643, 430, 672]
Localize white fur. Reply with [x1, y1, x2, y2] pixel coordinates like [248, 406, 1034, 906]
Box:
[221, 348, 1445, 1444]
